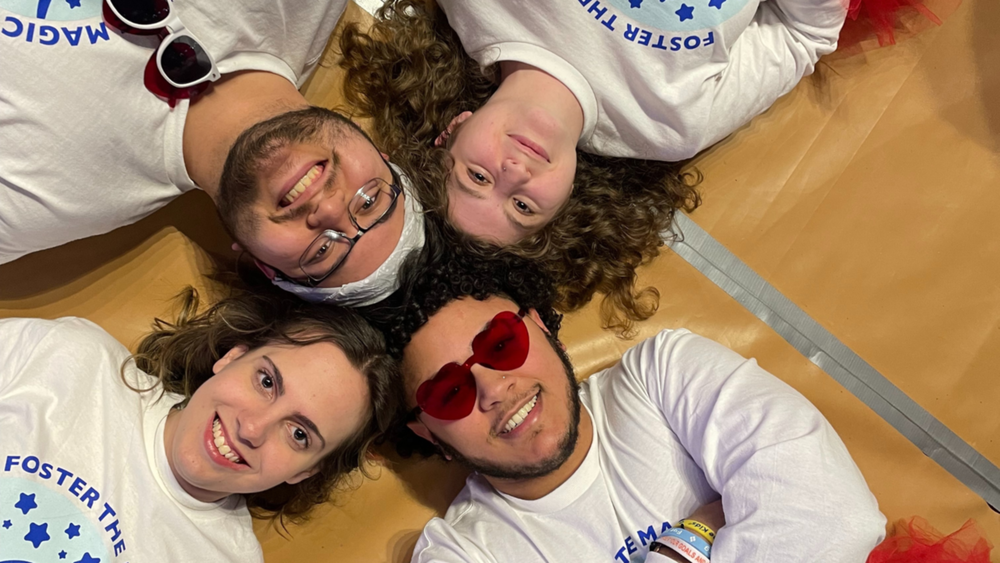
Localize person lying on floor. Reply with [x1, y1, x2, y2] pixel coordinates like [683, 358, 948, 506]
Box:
[0, 289, 397, 562]
[0, 0, 424, 307]
[338, 0, 847, 329]
[366, 247, 886, 562]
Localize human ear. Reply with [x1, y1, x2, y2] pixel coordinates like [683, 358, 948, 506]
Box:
[406, 419, 438, 445]
[434, 111, 473, 147]
[252, 259, 277, 280]
[285, 466, 320, 485]
[212, 345, 249, 375]
[231, 242, 243, 252]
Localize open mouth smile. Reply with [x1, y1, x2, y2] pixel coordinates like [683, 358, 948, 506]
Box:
[279, 161, 326, 208]
[209, 415, 247, 467]
[500, 392, 540, 435]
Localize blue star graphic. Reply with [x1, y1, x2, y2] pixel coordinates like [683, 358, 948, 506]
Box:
[74, 552, 101, 563]
[60, 551, 68, 560]
[65, 522, 81, 539]
[66, 0, 81, 7]
[24, 521, 50, 548]
[709, 0, 727, 9]
[629, 0, 643, 6]
[14, 493, 38, 515]
[2, 519, 11, 529]
[675, 3, 695, 20]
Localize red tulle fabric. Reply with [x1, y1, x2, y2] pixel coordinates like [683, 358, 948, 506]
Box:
[867, 518, 993, 563]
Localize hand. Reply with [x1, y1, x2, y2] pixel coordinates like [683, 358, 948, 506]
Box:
[685, 498, 725, 533]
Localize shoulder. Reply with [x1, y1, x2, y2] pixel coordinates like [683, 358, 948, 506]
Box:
[411, 478, 502, 563]
[0, 317, 126, 358]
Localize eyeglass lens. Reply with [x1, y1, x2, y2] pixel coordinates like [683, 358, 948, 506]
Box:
[416, 311, 529, 421]
[108, 0, 170, 26]
[299, 179, 398, 279]
[162, 37, 214, 85]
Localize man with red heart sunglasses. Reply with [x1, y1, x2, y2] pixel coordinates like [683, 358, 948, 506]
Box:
[368, 245, 886, 563]
[0, 1, 421, 307]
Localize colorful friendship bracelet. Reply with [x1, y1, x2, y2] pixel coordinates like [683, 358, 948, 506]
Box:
[678, 519, 716, 544]
[653, 535, 710, 563]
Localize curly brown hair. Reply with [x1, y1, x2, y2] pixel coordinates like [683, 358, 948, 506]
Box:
[338, 0, 702, 335]
[129, 287, 400, 525]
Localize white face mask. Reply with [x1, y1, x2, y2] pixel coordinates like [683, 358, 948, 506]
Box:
[271, 165, 425, 307]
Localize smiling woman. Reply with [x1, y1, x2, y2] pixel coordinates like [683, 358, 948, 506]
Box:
[0, 289, 399, 563]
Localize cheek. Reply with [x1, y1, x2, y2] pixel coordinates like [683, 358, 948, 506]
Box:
[249, 226, 308, 269]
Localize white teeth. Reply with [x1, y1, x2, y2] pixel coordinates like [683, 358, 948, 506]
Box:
[212, 417, 243, 464]
[283, 164, 322, 205]
[502, 394, 538, 434]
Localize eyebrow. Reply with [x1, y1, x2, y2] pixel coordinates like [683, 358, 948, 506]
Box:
[263, 355, 327, 450]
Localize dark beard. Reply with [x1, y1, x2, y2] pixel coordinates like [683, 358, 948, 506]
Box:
[216, 106, 368, 240]
[434, 334, 582, 481]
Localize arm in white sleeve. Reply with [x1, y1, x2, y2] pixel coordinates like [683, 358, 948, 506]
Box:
[695, 0, 848, 152]
[632, 329, 885, 563]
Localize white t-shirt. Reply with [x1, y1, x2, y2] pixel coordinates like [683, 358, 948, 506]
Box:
[0, 0, 346, 264]
[412, 329, 886, 563]
[0, 317, 263, 562]
[436, 0, 846, 161]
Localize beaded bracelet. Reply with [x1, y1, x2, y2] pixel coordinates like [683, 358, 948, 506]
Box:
[679, 519, 716, 544]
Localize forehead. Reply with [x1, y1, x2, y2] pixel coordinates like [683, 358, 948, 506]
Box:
[248, 342, 370, 444]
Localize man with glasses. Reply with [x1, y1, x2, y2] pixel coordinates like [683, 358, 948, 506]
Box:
[369, 243, 885, 563]
[0, 0, 422, 305]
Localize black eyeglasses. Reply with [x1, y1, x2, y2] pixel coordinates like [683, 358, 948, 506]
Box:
[103, 0, 221, 101]
[294, 165, 403, 287]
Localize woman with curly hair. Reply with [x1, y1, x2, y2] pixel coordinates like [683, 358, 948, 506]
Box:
[339, 0, 844, 332]
[340, 0, 700, 333]
[0, 289, 398, 562]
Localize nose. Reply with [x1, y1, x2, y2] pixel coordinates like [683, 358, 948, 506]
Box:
[235, 409, 278, 449]
[473, 364, 514, 413]
[499, 157, 530, 187]
[306, 189, 355, 233]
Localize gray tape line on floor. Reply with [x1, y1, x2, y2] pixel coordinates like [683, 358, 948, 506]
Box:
[666, 213, 1000, 508]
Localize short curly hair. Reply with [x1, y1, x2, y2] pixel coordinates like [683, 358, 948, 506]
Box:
[339, 0, 702, 336]
[362, 218, 563, 361]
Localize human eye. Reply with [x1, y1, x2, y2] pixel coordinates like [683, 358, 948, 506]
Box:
[360, 192, 378, 211]
[513, 199, 533, 215]
[289, 424, 310, 448]
[255, 369, 275, 396]
[467, 167, 490, 186]
[311, 240, 332, 262]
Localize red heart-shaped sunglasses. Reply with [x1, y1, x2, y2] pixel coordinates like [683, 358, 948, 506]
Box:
[103, 0, 221, 103]
[414, 310, 529, 421]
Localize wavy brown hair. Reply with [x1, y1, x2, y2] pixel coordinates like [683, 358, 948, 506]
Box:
[129, 287, 400, 524]
[339, 0, 702, 334]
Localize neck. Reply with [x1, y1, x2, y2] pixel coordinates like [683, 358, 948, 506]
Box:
[486, 406, 594, 500]
[494, 61, 585, 141]
[162, 408, 228, 503]
[184, 70, 310, 202]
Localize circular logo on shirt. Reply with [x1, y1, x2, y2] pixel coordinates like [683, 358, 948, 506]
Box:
[0, 478, 110, 563]
[0, 0, 101, 21]
[604, 0, 751, 32]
